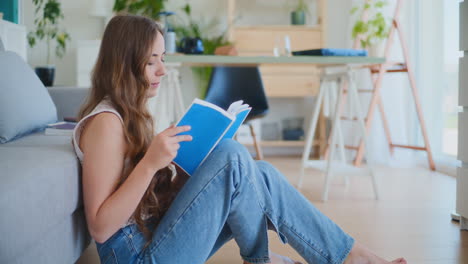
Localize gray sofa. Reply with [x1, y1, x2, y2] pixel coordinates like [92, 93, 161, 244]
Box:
[0, 38, 91, 263]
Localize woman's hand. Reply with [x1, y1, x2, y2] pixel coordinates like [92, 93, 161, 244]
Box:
[142, 125, 192, 172]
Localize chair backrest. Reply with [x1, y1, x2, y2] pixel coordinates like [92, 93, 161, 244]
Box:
[205, 66, 269, 120]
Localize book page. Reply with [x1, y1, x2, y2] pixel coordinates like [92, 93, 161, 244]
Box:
[192, 98, 234, 119]
[227, 100, 250, 115]
[223, 107, 251, 139]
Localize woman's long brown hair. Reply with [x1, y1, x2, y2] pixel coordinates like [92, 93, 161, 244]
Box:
[77, 15, 180, 247]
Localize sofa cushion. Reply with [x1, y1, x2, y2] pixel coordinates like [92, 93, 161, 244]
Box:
[0, 133, 83, 260]
[0, 51, 57, 143]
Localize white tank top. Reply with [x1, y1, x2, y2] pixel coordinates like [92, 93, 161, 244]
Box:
[72, 99, 123, 163]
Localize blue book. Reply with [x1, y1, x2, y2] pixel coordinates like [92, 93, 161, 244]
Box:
[173, 98, 251, 176]
[292, 48, 368, 56]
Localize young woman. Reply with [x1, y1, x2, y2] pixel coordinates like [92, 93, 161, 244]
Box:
[73, 14, 407, 264]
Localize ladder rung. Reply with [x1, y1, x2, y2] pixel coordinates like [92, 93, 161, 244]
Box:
[371, 68, 408, 74]
[342, 89, 373, 94]
[391, 144, 427, 151]
[357, 89, 373, 93]
[344, 145, 359, 150]
[386, 61, 406, 67]
[340, 117, 368, 122]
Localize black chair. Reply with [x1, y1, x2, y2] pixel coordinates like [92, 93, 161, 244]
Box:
[205, 66, 269, 159]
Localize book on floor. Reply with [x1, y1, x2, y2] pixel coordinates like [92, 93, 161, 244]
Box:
[173, 98, 251, 176]
[44, 121, 77, 136]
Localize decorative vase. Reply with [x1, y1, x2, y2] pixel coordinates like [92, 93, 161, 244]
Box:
[291, 11, 306, 25]
[35, 66, 55, 87]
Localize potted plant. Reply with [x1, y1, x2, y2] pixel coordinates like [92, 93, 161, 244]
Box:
[350, 0, 390, 56]
[113, 0, 167, 20]
[291, 0, 309, 25]
[172, 3, 232, 98]
[28, 0, 70, 87]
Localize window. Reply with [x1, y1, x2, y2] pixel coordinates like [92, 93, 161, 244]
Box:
[441, 1, 460, 157]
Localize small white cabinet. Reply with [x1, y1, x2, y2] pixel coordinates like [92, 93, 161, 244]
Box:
[457, 0, 468, 230]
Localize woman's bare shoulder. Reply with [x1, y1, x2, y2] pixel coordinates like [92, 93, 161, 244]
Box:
[80, 112, 126, 154]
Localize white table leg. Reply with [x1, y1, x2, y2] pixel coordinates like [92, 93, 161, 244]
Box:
[299, 78, 326, 188]
[322, 77, 346, 201]
[348, 70, 379, 200]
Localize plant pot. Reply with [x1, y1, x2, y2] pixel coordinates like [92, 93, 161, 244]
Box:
[368, 43, 385, 57]
[35, 66, 55, 87]
[291, 11, 306, 25]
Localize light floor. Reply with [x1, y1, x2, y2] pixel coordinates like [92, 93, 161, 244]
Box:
[76, 157, 467, 264]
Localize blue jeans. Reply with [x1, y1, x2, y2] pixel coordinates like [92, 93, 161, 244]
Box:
[96, 139, 354, 264]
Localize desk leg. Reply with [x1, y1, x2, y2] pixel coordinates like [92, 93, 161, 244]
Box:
[299, 81, 326, 189]
[322, 77, 346, 201]
[348, 70, 379, 200]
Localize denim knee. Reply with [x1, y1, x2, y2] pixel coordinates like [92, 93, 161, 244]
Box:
[191, 139, 252, 184]
[211, 139, 252, 163]
[255, 160, 286, 182]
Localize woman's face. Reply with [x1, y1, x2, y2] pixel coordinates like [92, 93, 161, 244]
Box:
[145, 31, 166, 98]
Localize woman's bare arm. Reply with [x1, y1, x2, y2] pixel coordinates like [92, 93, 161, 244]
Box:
[80, 114, 191, 243]
[80, 113, 157, 243]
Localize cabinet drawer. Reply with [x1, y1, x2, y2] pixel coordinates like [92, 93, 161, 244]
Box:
[460, 55, 468, 106]
[260, 64, 320, 97]
[233, 26, 322, 56]
[262, 74, 319, 97]
[457, 167, 468, 217]
[459, 112, 468, 162]
[461, 1, 468, 51]
[260, 64, 319, 75]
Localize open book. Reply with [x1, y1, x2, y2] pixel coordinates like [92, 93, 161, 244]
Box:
[173, 98, 251, 176]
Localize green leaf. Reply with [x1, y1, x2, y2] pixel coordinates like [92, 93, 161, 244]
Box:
[27, 33, 36, 48]
[375, 1, 387, 8]
[360, 39, 367, 49]
[183, 4, 191, 16]
[350, 6, 359, 15]
[113, 0, 127, 12]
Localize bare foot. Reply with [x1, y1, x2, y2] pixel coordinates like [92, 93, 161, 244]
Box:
[344, 241, 407, 264]
[243, 251, 303, 264]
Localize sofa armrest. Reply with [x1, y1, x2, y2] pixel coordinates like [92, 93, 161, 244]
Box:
[47, 86, 89, 121]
